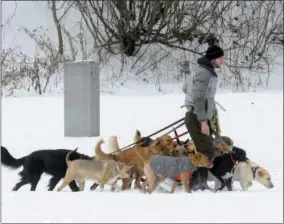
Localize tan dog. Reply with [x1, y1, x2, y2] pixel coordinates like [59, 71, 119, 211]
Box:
[143, 152, 213, 194]
[90, 136, 124, 191]
[94, 134, 142, 190]
[57, 143, 132, 192]
[233, 160, 274, 190]
[95, 135, 176, 190]
[95, 134, 176, 169]
[208, 160, 274, 191]
[172, 145, 189, 157]
[108, 135, 137, 190]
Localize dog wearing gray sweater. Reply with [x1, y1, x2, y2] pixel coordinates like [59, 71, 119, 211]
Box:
[143, 152, 213, 194]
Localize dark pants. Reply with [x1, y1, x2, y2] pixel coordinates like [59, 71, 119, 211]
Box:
[185, 112, 215, 159]
[185, 111, 215, 187]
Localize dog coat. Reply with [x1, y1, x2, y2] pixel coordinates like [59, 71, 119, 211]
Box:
[175, 172, 191, 181]
[150, 155, 197, 180]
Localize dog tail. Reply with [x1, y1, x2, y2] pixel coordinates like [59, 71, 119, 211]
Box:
[95, 139, 114, 161]
[1, 146, 26, 169]
[134, 130, 142, 146]
[66, 148, 78, 165]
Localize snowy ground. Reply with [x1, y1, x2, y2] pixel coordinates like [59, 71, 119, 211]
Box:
[1, 91, 283, 223]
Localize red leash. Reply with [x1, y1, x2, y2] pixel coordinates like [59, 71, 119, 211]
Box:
[172, 131, 188, 140]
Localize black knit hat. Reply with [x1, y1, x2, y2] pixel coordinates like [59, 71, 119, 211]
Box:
[206, 45, 224, 60]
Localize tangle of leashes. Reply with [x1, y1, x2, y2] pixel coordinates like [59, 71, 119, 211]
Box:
[172, 127, 197, 156]
[109, 117, 186, 157]
[113, 101, 229, 161]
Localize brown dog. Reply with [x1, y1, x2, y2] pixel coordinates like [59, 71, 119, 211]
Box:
[57, 143, 132, 192]
[95, 135, 176, 190]
[143, 152, 213, 194]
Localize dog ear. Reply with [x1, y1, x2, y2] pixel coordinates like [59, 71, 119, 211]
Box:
[258, 170, 265, 177]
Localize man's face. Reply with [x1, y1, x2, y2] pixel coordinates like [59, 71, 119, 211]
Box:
[212, 57, 224, 68]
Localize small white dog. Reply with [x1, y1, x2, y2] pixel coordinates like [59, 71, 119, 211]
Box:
[208, 160, 274, 191]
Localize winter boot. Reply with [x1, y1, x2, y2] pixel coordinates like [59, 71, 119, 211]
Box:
[189, 170, 198, 189]
[191, 167, 211, 191]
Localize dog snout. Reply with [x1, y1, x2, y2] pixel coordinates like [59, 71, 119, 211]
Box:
[269, 184, 274, 189]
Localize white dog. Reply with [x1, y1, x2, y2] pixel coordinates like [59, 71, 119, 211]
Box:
[107, 136, 120, 153]
[208, 160, 274, 191]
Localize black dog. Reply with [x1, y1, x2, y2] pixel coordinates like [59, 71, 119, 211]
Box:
[1, 146, 93, 191]
[209, 146, 248, 192]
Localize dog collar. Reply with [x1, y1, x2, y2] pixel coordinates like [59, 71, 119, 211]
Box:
[251, 166, 259, 179]
[230, 153, 237, 166]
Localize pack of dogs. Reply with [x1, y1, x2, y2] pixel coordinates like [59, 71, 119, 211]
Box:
[1, 130, 274, 193]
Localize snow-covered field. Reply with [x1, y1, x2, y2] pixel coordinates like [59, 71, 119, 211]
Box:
[1, 90, 283, 223]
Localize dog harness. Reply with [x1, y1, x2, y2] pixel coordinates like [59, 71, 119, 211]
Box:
[175, 171, 191, 181]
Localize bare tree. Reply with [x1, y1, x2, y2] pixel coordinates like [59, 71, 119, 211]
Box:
[1, 26, 77, 96]
[71, 0, 282, 82]
[47, 1, 75, 56]
[1, 1, 17, 29]
[2, 0, 283, 95]
[1, 48, 25, 96]
[71, 0, 215, 56]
